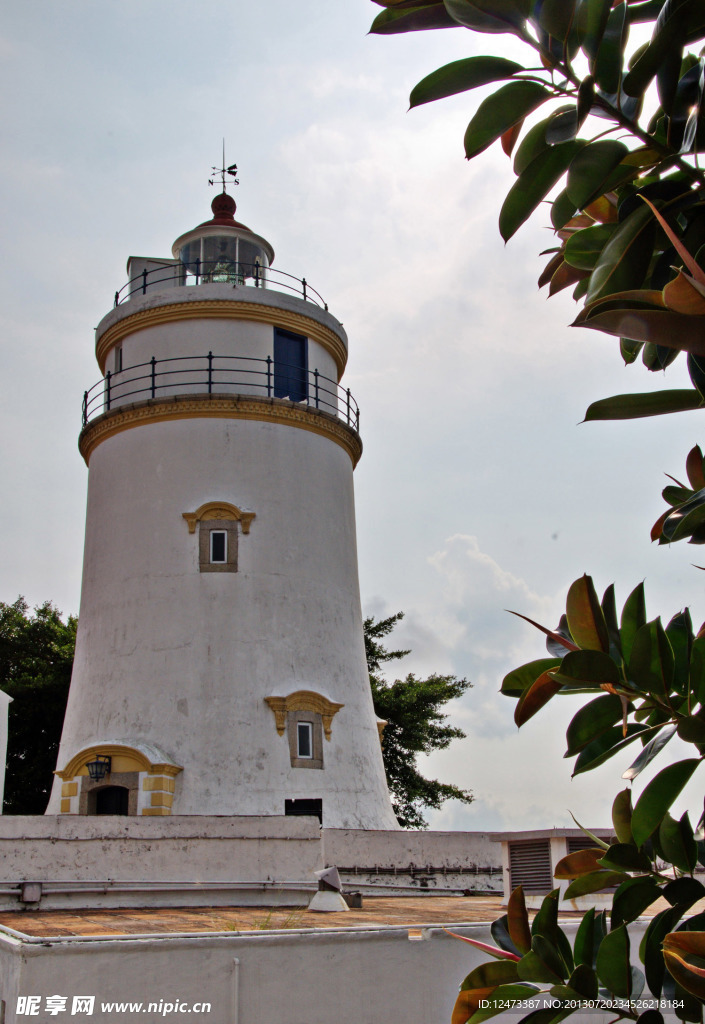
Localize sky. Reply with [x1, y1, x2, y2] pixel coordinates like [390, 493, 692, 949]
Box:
[0, 1, 702, 832]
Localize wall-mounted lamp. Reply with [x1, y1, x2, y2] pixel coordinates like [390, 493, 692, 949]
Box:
[86, 755, 112, 782]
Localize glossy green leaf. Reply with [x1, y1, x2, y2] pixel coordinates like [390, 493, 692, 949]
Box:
[676, 714, 705, 744]
[462, 959, 521, 990]
[662, 488, 705, 543]
[574, 907, 605, 968]
[583, 0, 613, 61]
[572, 912, 597, 967]
[598, 842, 652, 873]
[565, 694, 624, 756]
[621, 338, 644, 363]
[629, 619, 674, 698]
[622, 723, 677, 781]
[370, 4, 457, 33]
[689, 637, 705, 708]
[663, 486, 696, 507]
[513, 116, 553, 175]
[514, 669, 562, 725]
[501, 658, 561, 696]
[585, 203, 655, 303]
[686, 445, 705, 490]
[666, 609, 694, 695]
[564, 224, 615, 271]
[500, 142, 582, 241]
[663, 931, 705, 1001]
[444, 0, 531, 34]
[592, 4, 626, 94]
[536, 0, 576, 42]
[596, 924, 631, 997]
[551, 649, 620, 688]
[573, 723, 649, 775]
[566, 141, 629, 211]
[551, 188, 578, 230]
[601, 583, 622, 662]
[565, 963, 598, 999]
[641, 906, 685, 997]
[507, 610, 579, 651]
[530, 890, 573, 974]
[611, 876, 662, 927]
[507, 885, 532, 955]
[566, 575, 609, 651]
[621, 582, 647, 664]
[490, 914, 522, 957]
[575, 302, 705, 356]
[659, 812, 698, 874]
[545, 108, 580, 145]
[554, 847, 603, 878]
[622, 0, 705, 100]
[516, 938, 565, 984]
[663, 876, 705, 909]
[631, 758, 701, 847]
[584, 389, 704, 421]
[687, 353, 705, 398]
[464, 82, 552, 160]
[612, 788, 633, 845]
[409, 56, 523, 108]
[564, 869, 630, 899]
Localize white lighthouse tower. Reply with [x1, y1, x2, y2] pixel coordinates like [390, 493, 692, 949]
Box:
[46, 171, 398, 831]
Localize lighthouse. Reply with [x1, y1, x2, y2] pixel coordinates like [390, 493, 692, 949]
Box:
[46, 169, 398, 831]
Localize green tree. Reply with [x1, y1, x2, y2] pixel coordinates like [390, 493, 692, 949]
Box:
[366, 0, 705, 1018]
[0, 598, 76, 814]
[365, 611, 474, 827]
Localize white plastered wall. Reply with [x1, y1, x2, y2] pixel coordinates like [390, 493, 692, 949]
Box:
[48, 414, 397, 829]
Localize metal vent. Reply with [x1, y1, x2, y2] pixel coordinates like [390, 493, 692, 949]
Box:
[567, 835, 618, 891]
[567, 836, 598, 854]
[508, 839, 553, 894]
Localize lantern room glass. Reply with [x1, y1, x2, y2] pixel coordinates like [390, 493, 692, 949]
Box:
[176, 234, 269, 286]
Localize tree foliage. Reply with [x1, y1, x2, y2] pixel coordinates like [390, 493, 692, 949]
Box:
[371, 0, 705, 428]
[0, 598, 76, 814]
[454, 574, 705, 1024]
[366, 0, 705, 1018]
[365, 611, 474, 828]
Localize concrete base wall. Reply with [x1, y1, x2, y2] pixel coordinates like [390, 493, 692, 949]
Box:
[0, 919, 649, 1024]
[324, 828, 502, 894]
[0, 818, 502, 910]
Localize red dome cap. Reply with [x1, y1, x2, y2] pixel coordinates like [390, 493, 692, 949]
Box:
[198, 192, 251, 230]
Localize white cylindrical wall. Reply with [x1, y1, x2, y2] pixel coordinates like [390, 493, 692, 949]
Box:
[48, 413, 397, 829]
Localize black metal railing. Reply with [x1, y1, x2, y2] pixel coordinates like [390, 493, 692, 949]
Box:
[113, 261, 328, 310]
[82, 353, 360, 431]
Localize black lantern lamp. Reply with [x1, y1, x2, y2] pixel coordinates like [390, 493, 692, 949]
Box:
[86, 755, 112, 782]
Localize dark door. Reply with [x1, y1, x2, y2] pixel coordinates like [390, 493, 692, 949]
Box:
[274, 328, 308, 402]
[95, 786, 129, 815]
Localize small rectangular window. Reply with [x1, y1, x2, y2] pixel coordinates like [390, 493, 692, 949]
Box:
[297, 722, 313, 759]
[210, 530, 227, 563]
[285, 798, 322, 823]
[114, 345, 123, 373]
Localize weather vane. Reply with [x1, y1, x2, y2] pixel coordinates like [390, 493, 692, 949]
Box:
[209, 140, 239, 193]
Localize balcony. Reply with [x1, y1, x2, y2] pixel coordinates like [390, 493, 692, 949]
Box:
[114, 261, 328, 310]
[81, 353, 360, 432]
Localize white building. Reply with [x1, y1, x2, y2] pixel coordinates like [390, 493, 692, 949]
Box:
[46, 188, 397, 830]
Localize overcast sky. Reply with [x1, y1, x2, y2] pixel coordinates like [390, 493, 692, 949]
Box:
[1, 2, 702, 831]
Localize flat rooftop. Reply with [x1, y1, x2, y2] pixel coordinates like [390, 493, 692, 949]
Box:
[2, 893, 699, 939]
